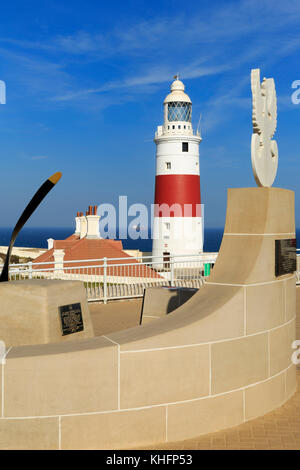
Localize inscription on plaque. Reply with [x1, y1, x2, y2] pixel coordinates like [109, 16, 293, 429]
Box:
[59, 303, 84, 336]
[275, 239, 296, 277]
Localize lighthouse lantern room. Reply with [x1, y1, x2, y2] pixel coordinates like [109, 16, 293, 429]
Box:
[152, 77, 203, 264]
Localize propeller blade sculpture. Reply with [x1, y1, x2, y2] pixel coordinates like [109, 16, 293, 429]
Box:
[251, 68, 278, 187]
[0, 172, 62, 282]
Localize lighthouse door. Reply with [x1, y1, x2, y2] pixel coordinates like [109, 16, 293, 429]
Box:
[163, 252, 170, 270]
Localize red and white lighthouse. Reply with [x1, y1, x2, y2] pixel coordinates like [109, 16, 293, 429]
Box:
[152, 77, 203, 262]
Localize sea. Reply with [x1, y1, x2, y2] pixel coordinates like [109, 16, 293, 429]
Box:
[0, 227, 299, 253]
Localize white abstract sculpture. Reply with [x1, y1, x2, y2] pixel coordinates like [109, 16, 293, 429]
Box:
[251, 68, 278, 187]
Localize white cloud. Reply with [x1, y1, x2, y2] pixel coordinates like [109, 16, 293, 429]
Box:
[53, 63, 230, 102]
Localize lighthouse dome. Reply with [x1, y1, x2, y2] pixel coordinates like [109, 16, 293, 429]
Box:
[171, 79, 185, 91]
[163, 78, 192, 104]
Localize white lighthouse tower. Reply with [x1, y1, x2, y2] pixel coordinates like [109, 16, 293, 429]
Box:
[152, 77, 203, 264]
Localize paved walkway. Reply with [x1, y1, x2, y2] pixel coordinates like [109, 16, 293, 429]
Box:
[89, 287, 300, 450]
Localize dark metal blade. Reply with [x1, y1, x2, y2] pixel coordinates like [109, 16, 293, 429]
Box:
[0, 172, 62, 282]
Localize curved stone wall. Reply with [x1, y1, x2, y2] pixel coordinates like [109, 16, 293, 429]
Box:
[0, 187, 296, 449]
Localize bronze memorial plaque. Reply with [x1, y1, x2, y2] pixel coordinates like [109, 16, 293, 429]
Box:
[275, 238, 297, 277]
[59, 303, 84, 335]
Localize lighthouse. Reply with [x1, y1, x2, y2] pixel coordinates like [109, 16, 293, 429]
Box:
[152, 77, 203, 264]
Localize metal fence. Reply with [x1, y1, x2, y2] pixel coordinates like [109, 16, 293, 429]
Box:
[7, 253, 218, 303]
[296, 250, 300, 284]
[5, 251, 300, 300]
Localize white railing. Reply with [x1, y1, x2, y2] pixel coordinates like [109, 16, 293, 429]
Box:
[296, 251, 300, 284]
[6, 251, 300, 298]
[8, 253, 218, 303]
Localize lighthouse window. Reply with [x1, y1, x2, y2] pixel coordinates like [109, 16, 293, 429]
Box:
[166, 162, 171, 169]
[182, 142, 189, 152]
[168, 102, 191, 122]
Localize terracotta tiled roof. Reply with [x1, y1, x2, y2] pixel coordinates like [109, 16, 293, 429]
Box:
[53, 240, 76, 249]
[33, 235, 159, 278]
[65, 234, 78, 241]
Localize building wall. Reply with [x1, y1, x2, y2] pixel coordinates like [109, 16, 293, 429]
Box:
[153, 134, 203, 263]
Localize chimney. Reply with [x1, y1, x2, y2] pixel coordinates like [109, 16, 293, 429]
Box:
[75, 211, 81, 236]
[53, 249, 65, 276]
[86, 204, 100, 239]
[47, 238, 54, 250]
[80, 212, 87, 239]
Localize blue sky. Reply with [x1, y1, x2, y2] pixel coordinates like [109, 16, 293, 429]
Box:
[0, 0, 300, 229]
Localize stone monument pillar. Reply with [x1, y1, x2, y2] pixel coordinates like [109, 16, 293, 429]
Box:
[0, 280, 94, 347]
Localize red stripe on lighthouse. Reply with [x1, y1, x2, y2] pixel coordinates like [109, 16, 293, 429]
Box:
[154, 174, 201, 217]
